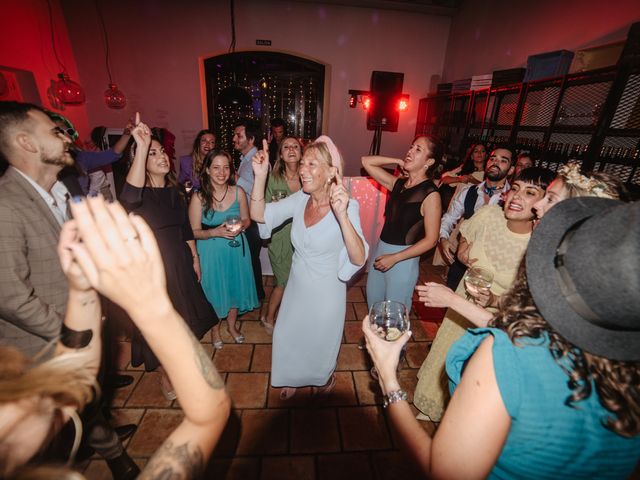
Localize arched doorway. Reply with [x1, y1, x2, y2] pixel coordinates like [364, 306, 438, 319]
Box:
[203, 51, 325, 155]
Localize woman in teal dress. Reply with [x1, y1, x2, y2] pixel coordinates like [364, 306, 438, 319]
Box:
[189, 150, 259, 349]
[261, 137, 303, 333]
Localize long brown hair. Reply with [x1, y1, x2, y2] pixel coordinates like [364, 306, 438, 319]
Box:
[272, 137, 302, 181]
[190, 129, 215, 179]
[198, 150, 235, 216]
[489, 261, 640, 437]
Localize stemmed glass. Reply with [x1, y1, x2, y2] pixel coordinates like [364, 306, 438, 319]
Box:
[463, 267, 494, 303]
[368, 300, 410, 342]
[225, 215, 242, 248]
[271, 190, 288, 202]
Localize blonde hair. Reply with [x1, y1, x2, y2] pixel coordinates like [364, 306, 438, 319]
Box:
[0, 347, 97, 477]
[0, 347, 96, 408]
[304, 140, 344, 176]
[558, 162, 627, 200]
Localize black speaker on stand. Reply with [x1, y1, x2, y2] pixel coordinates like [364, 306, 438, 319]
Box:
[367, 71, 404, 155]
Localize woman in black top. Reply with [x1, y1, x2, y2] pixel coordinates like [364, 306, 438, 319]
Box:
[120, 115, 218, 400]
[362, 135, 443, 313]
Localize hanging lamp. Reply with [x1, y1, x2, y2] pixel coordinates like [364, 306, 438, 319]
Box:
[96, 0, 127, 109]
[217, 0, 251, 108]
[47, 0, 85, 107]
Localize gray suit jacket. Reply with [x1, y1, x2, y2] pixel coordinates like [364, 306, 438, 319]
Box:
[0, 167, 67, 357]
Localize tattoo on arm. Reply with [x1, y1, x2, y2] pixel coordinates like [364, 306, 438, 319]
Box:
[187, 325, 225, 390]
[139, 440, 204, 480]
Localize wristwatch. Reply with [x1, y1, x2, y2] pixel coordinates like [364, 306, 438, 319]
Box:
[383, 389, 408, 408]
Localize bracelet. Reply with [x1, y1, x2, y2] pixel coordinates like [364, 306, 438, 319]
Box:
[60, 324, 93, 348]
[250, 195, 265, 202]
[383, 389, 408, 408]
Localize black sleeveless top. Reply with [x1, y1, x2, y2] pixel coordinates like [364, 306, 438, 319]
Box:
[380, 178, 438, 246]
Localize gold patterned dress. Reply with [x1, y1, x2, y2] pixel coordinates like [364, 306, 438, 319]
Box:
[414, 205, 531, 421]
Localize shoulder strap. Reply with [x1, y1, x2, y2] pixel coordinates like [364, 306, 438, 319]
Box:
[463, 186, 479, 219]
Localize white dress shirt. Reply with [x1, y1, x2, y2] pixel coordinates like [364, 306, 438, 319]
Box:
[439, 180, 510, 239]
[13, 167, 70, 226]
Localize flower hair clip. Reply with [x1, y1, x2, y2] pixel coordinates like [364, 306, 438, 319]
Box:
[559, 162, 610, 198]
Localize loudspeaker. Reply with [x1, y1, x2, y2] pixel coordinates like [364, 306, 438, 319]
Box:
[367, 71, 404, 132]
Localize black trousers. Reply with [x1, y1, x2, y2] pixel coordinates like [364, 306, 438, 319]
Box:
[446, 259, 467, 291]
[245, 221, 265, 301]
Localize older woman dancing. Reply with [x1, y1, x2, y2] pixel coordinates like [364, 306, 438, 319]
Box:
[250, 136, 368, 400]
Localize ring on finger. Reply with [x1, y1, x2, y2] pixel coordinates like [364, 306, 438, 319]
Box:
[124, 235, 139, 243]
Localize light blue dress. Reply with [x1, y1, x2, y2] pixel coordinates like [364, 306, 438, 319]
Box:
[197, 187, 259, 318]
[259, 190, 368, 387]
[447, 328, 640, 479]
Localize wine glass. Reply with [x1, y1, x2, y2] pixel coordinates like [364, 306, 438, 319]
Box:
[271, 189, 288, 202]
[368, 300, 410, 342]
[463, 267, 494, 304]
[225, 215, 242, 247]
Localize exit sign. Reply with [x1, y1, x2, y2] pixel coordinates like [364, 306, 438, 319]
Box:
[256, 39, 272, 46]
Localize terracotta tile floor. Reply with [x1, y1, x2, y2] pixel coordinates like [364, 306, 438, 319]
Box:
[82, 262, 445, 479]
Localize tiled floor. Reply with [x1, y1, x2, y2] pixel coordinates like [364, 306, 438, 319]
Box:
[82, 262, 446, 479]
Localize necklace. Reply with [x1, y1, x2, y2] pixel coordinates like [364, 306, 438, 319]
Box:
[212, 184, 228, 204]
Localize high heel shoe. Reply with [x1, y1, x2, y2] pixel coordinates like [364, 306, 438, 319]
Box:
[312, 373, 336, 397]
[260, 316, 274, 335]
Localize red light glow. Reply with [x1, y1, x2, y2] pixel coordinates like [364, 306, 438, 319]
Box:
[363, 96, 371, 110]
[398, 98, 409, 112]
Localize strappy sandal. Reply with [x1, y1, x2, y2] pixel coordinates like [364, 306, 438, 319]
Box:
[279, 387, 297, 400]
[312, 373, 336, 397]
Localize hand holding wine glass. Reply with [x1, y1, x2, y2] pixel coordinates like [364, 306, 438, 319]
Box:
[225, 215, 242, 247]
[463, 267, 494, 304]
[367, 300, 410, 342]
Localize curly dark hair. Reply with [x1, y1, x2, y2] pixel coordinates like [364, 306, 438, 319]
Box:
[199, 149, 236, 216]
[489, 260, 640, 438]
[460, 142, 487, 175]
[413, 134, 445, 179]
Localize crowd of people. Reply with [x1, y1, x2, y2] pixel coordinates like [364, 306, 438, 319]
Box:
[0, 99, 638, 479]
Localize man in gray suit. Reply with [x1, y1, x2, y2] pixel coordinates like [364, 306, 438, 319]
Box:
[0, 102, 73, 356]
[0, 102, 139, 479]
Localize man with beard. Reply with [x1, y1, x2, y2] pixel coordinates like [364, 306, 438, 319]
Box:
[437, 146, 515, 289]
[0, 102, 139, 479]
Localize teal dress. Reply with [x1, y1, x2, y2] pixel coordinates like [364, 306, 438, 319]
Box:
[197, 187, 259, 318]
[447, 328, 640, 479]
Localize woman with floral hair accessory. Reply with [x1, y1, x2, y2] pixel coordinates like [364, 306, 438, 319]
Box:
[250, 137, 368, 400]
[533, 162, 628, 221]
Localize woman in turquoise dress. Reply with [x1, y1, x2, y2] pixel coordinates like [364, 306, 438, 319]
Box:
[189, 150, 259, 349]
[261, 137, 303, 334]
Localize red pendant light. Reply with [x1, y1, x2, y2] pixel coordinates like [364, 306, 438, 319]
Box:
[104, 83, 126, 109]
[52, 72, 86, 105]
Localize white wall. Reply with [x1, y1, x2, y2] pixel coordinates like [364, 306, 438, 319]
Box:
[60, 0, 451, 175]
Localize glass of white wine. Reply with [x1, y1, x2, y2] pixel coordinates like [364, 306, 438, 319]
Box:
[225, 215, 242, 247]
[271, 189, 288, 202]
[463, 267, 494, 304]
[368, 300, 410, 342]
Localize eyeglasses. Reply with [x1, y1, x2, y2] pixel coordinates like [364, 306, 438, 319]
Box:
[54, 126, 77, 139]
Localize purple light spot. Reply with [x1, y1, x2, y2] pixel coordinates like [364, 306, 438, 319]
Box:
[317, 7, 326, 20]
[337, 34, 348, 46]
[371, 12, 379, 25]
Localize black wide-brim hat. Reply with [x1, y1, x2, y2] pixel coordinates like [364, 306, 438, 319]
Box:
[526, 197, 640, 362]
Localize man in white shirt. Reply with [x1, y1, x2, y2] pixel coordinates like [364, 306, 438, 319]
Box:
[438, 146, 515, 289]
[233, 119, 265, 300]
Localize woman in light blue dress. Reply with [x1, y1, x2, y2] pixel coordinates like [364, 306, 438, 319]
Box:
[250, 136, 368, 400]
[189, 150, 258, 349]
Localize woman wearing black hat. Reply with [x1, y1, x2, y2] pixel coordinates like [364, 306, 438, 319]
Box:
[362, 197, 640, 478]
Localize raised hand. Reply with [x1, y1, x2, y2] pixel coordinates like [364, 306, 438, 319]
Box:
[67, 195, 167, 315]
[252, 139, 270, 178]
[329, 171, 349, 219]
[131, 112, 151, 150]
[58, 220, 92, 292]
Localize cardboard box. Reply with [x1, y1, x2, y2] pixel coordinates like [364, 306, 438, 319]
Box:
[569, 42, 624, 73]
